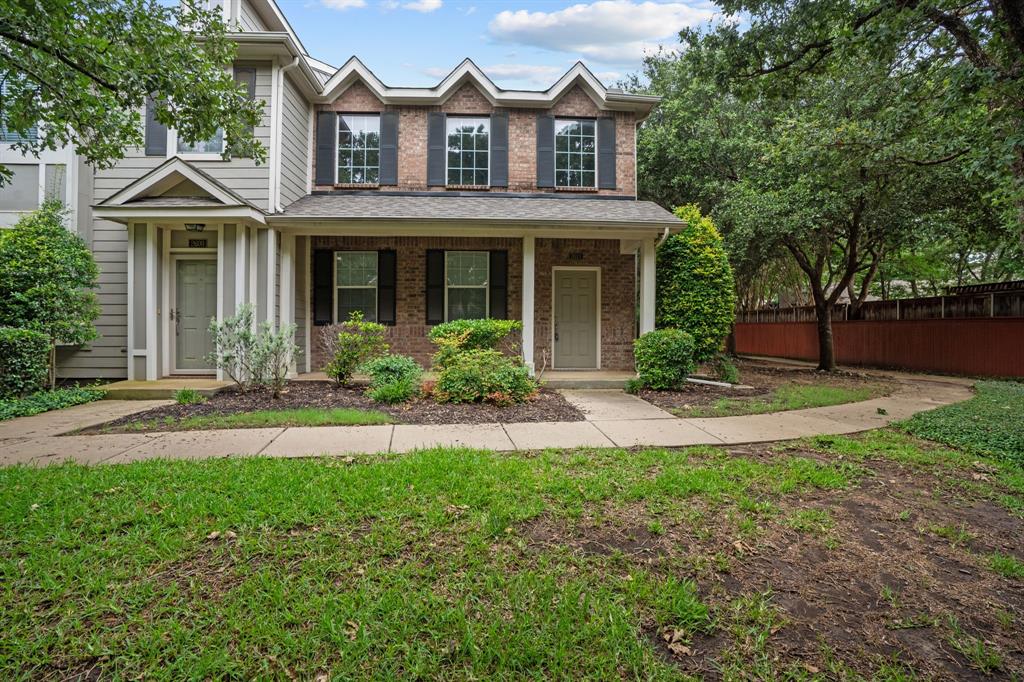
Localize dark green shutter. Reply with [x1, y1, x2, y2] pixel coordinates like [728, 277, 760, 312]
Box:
[379, 111, 399, 185]
[377, 250, 397, 325]
[313, 249, 334, 326]
[426, 112, 446, 186]
[144, 97, 167, 156]
[426, 249, 445, 324]
[536, 113, 555, 188]
[489, 251, 508, 319]
[315, 111, 336, 186]
[490, 110, 509, 187]
[597, 117, 616, 189]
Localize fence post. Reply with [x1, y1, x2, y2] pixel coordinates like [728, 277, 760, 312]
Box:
[896, 299, 900, 321]
[940, 296, 944, 319]
[991, 293, 995, 318]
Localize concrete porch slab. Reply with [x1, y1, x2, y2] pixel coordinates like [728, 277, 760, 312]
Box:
[99, 379, 232, 400]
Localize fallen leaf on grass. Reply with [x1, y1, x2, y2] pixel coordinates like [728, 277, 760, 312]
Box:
[345, 620, 359, 640]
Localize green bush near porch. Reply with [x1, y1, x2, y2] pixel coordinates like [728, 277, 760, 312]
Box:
[429, 318, 522, 370]
[434, 349, 537, 405]
[634, 329, 696, 390]
[0, 327, 50, 399]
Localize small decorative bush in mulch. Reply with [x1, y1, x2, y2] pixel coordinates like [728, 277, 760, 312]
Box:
[80, 380, 585, 433]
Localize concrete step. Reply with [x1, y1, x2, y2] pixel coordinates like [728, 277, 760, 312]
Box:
[99, 379, 232, 400]
[539, 371, 636, 389]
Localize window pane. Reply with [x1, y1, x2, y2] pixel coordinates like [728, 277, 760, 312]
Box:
[337, 114, 381, 184]
[336, 251, 378, 287]
[44, 164, 66, 202]
[446, 117, 489, 185]
[554, 118, 596, 188]
[338, 288, 377, 323]
[446, 251, 488, 286]
[0, 164, 39, 210]
[447, 288, 487, 321]
[177, 128, 224, 154]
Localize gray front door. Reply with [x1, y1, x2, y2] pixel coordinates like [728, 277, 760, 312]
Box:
[554, 269, 598, 369]
[175, 259, 217, 371]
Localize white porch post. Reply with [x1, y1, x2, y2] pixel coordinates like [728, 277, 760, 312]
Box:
[145, 223, 158, 380]
[279, 232, 297, 376]
[266, 228, 277, 328]
[639, 237, 657, 335]
[521, 235, 536, 374]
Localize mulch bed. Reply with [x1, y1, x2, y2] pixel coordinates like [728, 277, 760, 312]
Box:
[81, 380, 585, 433]
[636, 359, 895, 413]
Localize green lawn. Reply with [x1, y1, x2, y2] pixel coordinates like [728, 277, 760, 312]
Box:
[110, 407, 393, 432]
[675, 383, 883, 418]
[898, 380, 1024, 466]
[2, 431, 1022, 679]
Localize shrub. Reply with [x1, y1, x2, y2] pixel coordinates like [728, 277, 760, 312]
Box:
[429, 319, 522, 370]
[624, 377, 645, 395]
[0, 327, 50, 398]
[207, 304, 299, 397]
[657, 205, 736, 363]
[0, 386, 106, 422]
[434, 349, 537, 405]
[711, 354, 740, 384]
[258, 321, 299, 399]
[361, 354, 422, 388]
[634, 329, 695, 390]
[0, 202, 101, 387]
[174, 388, 207, 405]
[367, 378, 418, 404]
[321, 312, 389, 385]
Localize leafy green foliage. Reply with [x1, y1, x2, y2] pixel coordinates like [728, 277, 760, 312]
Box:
[710, 354, 740, 384]
[434, 349, 537, 405]
[0, 327, 49, 398]
[361, 354, 422, 404]
[634, 329, 695, 390]
[0, 202, 99, 352]
[174, 389, 206, 406]
[321, 312, 389, 386]
[0, 0, 264, 184]
[366, 379, 418, 405]
[898, 381, 1024, 466]
[429, 318, 522, 370]
[657, 206, 735, 362]
[0, 386, 105, 421]
[207, 304, 299, 397]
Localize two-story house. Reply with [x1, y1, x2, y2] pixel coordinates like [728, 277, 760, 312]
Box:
[68, 0, 682, 382]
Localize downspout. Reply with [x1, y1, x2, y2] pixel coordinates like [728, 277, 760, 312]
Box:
[273, 57, 301, 213]
[656, 226, 671, 247]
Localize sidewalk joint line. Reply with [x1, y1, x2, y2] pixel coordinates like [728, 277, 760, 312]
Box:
[256, 427, 288, 456]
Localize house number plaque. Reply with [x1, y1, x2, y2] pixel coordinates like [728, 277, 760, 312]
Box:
[188, 239, 208, 248]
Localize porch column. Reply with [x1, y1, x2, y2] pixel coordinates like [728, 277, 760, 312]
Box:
[145, 223, 158, 380]
[639, 237, 656, 335]
[521, 235, 536, 374]
[279, 232, 297, 376]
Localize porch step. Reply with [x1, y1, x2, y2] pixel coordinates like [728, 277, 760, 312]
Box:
[99, 379, 233, 400]
[540, 371, 636, 389]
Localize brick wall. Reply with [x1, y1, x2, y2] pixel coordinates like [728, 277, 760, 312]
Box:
[307, 236, 637, 372]
[312, 82, 637, 195]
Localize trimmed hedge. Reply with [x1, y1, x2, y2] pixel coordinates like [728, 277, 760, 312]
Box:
[634, 329, 695, 390]
[429, 319, 522, 370]
[0, 386, 106, 422]
[0, 327, 50, 399]
[434, 349, 537, 405]
[656, 205, 736, 362]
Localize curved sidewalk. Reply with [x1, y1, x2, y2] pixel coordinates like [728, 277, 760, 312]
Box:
[0, 375, 973, 467]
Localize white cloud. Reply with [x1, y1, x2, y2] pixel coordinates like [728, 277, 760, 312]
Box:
[488, 1, 714, 63]
[322, 0, 366, 8]
[402, 0, 442, 11]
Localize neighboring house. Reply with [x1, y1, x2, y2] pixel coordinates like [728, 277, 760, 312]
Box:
[71, 0, 682, 381]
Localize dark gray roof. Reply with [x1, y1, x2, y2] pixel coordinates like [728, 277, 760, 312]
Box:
[272, 194, 682, 227]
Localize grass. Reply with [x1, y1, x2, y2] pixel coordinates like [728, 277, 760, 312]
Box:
[898, 380, 1024, 466]
[0, 386, 105, 421]
[988, 552, 1024, 579]
[676, 383, 883, 418]
[112, 407, 393, 431]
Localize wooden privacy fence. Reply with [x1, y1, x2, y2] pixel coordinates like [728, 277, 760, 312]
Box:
[733, 318, 1024, 377]
[736, 291, 1024, 323]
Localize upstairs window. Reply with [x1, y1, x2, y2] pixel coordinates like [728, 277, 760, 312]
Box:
[337, 114, 380, 184]
[555, 118, 596, 189]
[335, 251, 378, 322]
[177, 129, 225, 155]
[445, 251, 489, 320]
[447, 117, 489, 186]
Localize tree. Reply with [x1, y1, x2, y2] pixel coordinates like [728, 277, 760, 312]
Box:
[706, 0, 1024, 233]
[0, 201, 100, 387]
[0, 0, 264, 184]
[656, 205, 736, 362]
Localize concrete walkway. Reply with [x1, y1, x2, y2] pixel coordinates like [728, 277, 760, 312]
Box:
[0, 374, 973, 467]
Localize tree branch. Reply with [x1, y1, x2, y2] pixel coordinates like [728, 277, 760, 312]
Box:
[0, 28, 120, 92]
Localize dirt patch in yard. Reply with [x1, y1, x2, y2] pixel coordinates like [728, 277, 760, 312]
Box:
[637, 359, 895, 415]
[519, 444, 1024, 680]
[78, 380, 584, 433]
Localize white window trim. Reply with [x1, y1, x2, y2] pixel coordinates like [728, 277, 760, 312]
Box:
[444, 250, 490, 321]
[333, 250, 378, 323]
[446, 116, 490, 187]
[554, 117, 597, 189]
[168, 128, 226, 162]
[336, 113, 381, 185]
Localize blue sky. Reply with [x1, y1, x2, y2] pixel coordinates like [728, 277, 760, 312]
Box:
[276, 0, 718, 90]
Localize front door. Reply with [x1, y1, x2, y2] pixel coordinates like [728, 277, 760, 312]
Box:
[553, 269, 598, 369]
[174, 258, 217, 372]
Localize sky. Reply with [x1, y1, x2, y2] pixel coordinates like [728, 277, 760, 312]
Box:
[274, 0, 719, 90]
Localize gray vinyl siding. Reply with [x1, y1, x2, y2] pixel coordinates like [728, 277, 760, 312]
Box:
[280, 74, 310, 207]
[237, 0, 268, 31]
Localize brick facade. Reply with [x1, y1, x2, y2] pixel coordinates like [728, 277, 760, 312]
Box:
[312, 82, 637, 196]
[307, 236, 637, 372]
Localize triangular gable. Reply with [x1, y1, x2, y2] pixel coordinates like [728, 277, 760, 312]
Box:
[100, 157, 252, 208]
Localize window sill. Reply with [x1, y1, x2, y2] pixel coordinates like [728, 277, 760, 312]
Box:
[554, 186, 600, 193]
[175, 152, 227, 162]
[334, 183, 380, 189]
[446, 184, 491, 191]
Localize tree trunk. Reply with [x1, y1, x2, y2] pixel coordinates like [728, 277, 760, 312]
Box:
[814, 303, 836, 371]
[49, 343, 57, 390]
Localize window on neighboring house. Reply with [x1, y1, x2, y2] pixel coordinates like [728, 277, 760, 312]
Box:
[555, 118, 596, 189]
[337, 114, 380, 184]
[447, 117, 489, 186]
[445, 251, 489, 320]
[0, 164, 39, 211]
[177, 128, 225, 155]
[44, 164, 66, 202]
[0, 80, 38, 144]
[335, 251, 378, 322]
